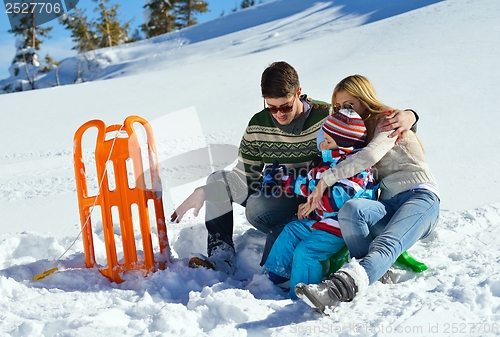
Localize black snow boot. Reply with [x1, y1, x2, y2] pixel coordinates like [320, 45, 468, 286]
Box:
[378, 269, 395, 284]
[295, 270, 358, 315]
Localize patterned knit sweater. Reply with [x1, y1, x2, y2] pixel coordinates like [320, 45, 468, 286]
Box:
[207, 95, 330, 203]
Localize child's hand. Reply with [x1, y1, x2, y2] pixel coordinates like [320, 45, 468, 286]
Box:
[307, 178, 328, 211]
[297, 203, 311, 220]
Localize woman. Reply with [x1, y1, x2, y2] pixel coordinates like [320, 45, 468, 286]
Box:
[295, 75, 440, 315]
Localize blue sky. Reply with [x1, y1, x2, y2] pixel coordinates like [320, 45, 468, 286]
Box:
[0, 0, 267, 79]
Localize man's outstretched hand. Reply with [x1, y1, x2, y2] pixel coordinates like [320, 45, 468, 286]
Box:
[170, 187, 205, 223]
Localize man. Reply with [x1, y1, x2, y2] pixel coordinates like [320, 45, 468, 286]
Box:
[170, 61, 416, 274]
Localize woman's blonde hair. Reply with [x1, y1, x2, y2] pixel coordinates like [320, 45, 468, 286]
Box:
[332, 74, 425, 151]
[332, 74, 392, 142]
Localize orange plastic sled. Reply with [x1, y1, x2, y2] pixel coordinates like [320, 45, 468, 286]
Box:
[73, 115, 170, 283]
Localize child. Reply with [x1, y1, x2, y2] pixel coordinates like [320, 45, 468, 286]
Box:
[262, 105, 377, 299]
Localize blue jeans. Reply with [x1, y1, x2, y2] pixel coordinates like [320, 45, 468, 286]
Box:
[338, 189, 440, 284]
[205, 171, 303, 260]
[263, 219, 345, 299]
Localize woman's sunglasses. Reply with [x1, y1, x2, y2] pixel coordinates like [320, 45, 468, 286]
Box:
[333, 103, 354, 113]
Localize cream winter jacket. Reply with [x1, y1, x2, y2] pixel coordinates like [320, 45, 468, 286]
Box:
[321, 123, 437, 200]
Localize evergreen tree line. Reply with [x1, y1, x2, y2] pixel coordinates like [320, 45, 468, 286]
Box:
[4, 0, 261, 92]
[142, 0, 260, 39]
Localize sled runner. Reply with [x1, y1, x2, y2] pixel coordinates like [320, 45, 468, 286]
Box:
[324, 245, 428, 276]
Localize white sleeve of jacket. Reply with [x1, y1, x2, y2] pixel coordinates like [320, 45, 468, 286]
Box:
[322, 128, 396, 187]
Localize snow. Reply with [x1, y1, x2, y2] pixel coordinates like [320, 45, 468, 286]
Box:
[1, 0, 500, 335]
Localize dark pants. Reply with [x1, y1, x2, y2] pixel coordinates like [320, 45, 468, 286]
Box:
[205, 171, 304, 264]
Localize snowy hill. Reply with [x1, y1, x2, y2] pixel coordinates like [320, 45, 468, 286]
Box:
[1, 0, 500, 335]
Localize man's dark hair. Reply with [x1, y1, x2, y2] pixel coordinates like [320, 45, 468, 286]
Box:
[261, 61, 300, 98]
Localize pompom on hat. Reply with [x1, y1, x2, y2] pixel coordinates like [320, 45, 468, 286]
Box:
[322, 106, 367, 148]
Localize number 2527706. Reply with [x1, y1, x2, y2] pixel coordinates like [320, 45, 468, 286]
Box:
[5, 2, 62, 15]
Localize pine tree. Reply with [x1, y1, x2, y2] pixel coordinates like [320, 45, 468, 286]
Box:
[92, 0, 130, 48]
[129, 28, 143, 43]
[7, 11, 52, 90]
[174, 0, 208, 29]
[142, 0, 178, 38]
[60, 7, 98, 53]
[38, 54, 61, 74]
[40, 54, 62, 86]
[241, 0, 255, 9]
[8, 13, 52, 62]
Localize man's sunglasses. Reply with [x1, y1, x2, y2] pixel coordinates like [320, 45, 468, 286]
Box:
[265, 95, 297, 114]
